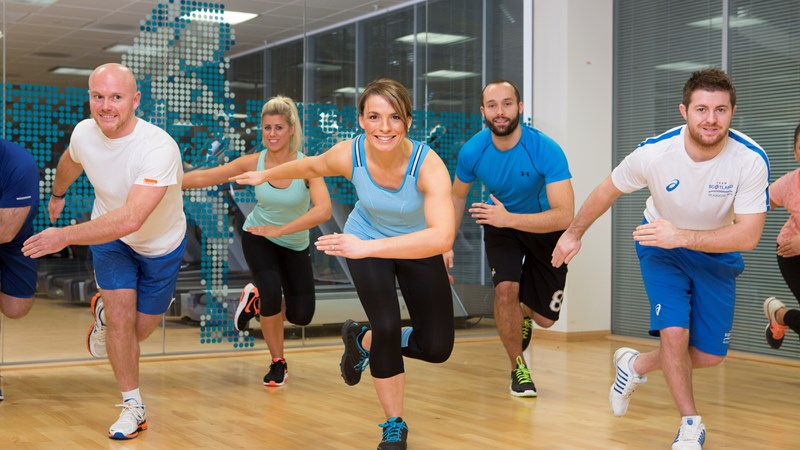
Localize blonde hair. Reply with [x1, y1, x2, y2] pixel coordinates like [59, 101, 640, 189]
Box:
[261, 95, 303, 152]
[358, 78, 413, 130]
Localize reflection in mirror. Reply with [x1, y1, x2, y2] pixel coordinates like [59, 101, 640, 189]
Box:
[1, 0, 506, 366]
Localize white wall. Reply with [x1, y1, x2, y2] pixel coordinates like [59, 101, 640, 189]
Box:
[532, 0, 614, 333]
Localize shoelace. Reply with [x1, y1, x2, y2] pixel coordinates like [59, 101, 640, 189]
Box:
[245, 295, 261, 314]
[522, 320, 532, 341]
[114, 403, 145, 425]
[514, 357, 533, 385]
[676, 423, 704, 443]
[353, 328, 370, 373]
[770, 322, 787, 339]
[380, 420, 408, 443]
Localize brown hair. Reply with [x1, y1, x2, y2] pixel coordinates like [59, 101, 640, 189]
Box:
[358, 78, 413, 130]
[682, 68, 736, 107]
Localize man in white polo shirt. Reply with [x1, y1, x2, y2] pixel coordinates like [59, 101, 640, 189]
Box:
[551, 68, 768, 450]
[23, 63, 186, 440]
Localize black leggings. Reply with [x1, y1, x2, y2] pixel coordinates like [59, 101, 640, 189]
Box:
[777, 252, 800, 305]
[347, 255, 454, 379]
[241, 231, 315, 325]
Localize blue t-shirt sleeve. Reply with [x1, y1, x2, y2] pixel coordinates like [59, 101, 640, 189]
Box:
[455, 129, 489, 183]
[535, 132, 571, 184]
[0, 146, 39, 209]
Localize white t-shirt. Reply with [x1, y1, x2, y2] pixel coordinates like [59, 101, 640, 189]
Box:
[611, 125, 769, 231]
[69, 118, 186, 256]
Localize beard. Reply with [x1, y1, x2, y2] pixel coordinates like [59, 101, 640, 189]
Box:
[686, 124, 727, 150]
[485, 113, 521, 137]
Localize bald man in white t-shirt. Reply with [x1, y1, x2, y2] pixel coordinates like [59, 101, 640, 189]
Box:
[23, 63, 186, 440]
[551, 68, 768, 450]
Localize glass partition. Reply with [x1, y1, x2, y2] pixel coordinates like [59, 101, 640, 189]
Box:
[1, 0, 525, 365]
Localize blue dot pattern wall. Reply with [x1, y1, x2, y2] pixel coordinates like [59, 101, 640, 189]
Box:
[5, 0, 503, 351]
[121, 0, 254, 348]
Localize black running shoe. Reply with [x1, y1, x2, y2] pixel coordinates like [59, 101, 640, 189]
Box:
[377, 417, 408, 450]
[510, 355, 537, 397]
[340, 319, 370, 386]
[522, 316, 533, 352]
[234, 283, 260, 331]
[263, 358, 288, 386]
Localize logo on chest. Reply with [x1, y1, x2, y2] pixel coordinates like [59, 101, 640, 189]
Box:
[707, 180, 734, 198]
[665, 179, 680, 192]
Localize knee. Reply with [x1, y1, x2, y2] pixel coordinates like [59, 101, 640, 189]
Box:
[284, 296, 314, 326]
[0, 297, 33, 319]
[494, 282, 518, 304]
[691, 350, 725, 368]
[424, 338, 454, 363]
[3, 308, 29, 320]
[533, 316, 554, 328]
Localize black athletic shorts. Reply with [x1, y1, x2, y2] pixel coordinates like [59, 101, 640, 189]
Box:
[483, 224, 568, 321]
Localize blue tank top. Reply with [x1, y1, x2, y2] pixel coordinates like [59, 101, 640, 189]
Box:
[343, 135, 430, 240]
[242, 150, 311, 250]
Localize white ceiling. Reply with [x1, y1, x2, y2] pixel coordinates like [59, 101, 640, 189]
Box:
[1, 0, 412, 87]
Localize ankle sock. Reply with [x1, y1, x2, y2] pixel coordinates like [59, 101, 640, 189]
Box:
[121, 388, 142, 405]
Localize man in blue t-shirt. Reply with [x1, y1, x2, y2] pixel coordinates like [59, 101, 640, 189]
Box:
[0, 139, 40, 400]
[447, 80, 574, 398]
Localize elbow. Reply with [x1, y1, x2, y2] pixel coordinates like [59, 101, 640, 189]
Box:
[741, 238, 760, 251]
[436, 228, 456, 254]
[320, 205, 333, 222]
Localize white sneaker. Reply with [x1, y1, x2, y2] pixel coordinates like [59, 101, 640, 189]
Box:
[609, 347, 647, 416]
[672, 415, 706, 450]
[86, 293, 107, 358]
[108, 399, 147, 440]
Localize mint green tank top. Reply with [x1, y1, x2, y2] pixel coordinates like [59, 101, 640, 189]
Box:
[242, 151, 311, 250]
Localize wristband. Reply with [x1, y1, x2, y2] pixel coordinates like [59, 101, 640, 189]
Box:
[51, 192, 66, 199]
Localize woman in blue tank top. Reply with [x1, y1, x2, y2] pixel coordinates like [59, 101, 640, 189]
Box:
[234, 79, 456, 450]
[183, 96, 331, 387]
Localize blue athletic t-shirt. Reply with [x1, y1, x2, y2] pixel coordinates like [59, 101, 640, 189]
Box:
[455, 125, 571, 214]
[0, 139, 39, 245]
[343, 135, 430, 240]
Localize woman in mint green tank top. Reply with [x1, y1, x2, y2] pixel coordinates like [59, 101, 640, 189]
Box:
[183, 96, 331, 387]
[233, 79, 456, 449]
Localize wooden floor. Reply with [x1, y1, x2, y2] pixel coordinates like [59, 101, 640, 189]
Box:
[0, 336, 798, 449]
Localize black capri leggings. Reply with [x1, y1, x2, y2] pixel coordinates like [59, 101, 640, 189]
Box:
[347, 255, 454, 379]
[777, 252, 800, 305]
[241, 230, 315, 325]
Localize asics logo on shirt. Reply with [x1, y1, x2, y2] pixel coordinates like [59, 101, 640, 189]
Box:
[666, 179, 680, 192]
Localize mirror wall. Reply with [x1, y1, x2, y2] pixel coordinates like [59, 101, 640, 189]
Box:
[0, 0, 525, 364]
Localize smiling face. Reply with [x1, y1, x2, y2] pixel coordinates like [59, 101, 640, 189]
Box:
[261, 114, 293, 152]
[679, 89, 735, 152]
[357, 94, 411, 152]
[88, 64, 140, 139]
[481, 82, 522, 137]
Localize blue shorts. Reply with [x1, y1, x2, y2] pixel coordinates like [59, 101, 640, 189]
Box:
[636, 241, 744, 356]
[0, 242, 37, 298]
[90, 235, 187, 315]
